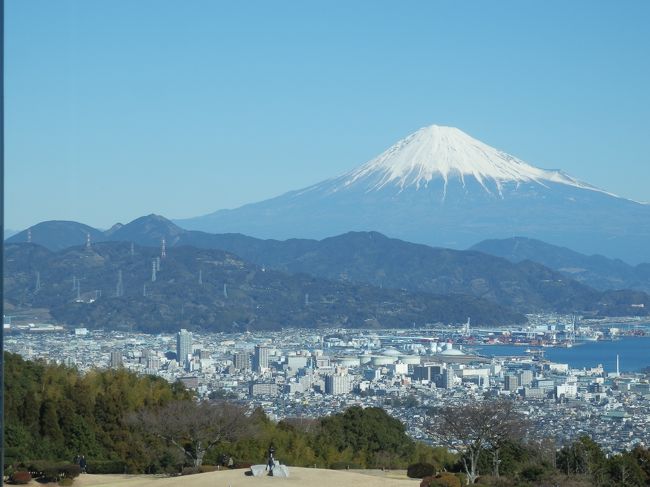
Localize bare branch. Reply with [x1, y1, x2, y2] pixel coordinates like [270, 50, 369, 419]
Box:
[128, 400, 250, 467]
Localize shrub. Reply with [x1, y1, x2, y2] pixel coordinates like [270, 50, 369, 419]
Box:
[26, 459, 52, 476]
[8, 470, 32, 484]
[199, 465, 218, 473]
[181, 466, 201, 476]
[86, 460, 127, 474]
[428, 472, 461, 487]
[420, 475, 436, 487]
[41, 465, 62, 483]
[60, 464, 82, 479]
[408, 462, 437, 478]
[519, 464, 546, 482]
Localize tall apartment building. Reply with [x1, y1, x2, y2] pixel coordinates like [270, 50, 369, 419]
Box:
[110, 350, 123, 368]
[413, 364, 443, 381]
[253, 345, 270, 372]
[505, 374, 519, 392]
[325, 373, 352, 395]
[519, 369, 534, 387]
[442, 367, 455, 389]
[233, 351, 251, 371]
[177, 329, 193, 371]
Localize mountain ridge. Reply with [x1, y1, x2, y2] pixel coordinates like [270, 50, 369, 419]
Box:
[471, 237, 650, 293]
[6, 215, 649, 318]
[174, 126, 650, 263]
[3, 241, 526, 331]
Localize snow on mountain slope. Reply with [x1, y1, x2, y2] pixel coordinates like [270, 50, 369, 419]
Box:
[175, 124, 650, 263]
[316, 125, 613, 199]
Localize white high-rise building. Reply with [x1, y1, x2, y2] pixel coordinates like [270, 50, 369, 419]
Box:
[325, 373, 352, 395]
[253, 345, 270, 372]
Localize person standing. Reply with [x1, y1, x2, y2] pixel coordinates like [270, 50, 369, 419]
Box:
[266, 445, 276, 475]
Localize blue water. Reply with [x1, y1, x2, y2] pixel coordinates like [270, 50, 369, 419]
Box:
[473, 336, 650, 373]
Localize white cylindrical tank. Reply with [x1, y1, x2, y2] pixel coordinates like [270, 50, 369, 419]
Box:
[336, 356, 361, 367]
[399, 354, 421, 365]
[359, 353, 373, 365]
[371, 355, 395, 366]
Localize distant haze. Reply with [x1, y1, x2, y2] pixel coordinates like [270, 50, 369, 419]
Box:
[5, 2, 650, 230]
[177, 126, 650, 264]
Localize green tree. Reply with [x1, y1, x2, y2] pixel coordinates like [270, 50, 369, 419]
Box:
[39, 399, 64, 448]
[557, 436, 607, 484]
[606, 452, 646, 486]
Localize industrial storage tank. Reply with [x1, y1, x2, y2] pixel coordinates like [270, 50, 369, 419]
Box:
[381, 347, 401, 357]
[398, 354, 421, 365]
[371, 355, 395, 366]
[336, 356, 361, 367]
[358, 353, 373, 365]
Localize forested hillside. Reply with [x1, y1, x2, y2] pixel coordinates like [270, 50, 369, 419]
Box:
[4, 353, 650, 486]
[4, 242, 525, 331]
[3, 353, 443, 473]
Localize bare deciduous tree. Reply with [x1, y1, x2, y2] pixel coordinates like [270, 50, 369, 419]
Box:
[483, 399, 528, 477]
[130, 400, 249, 467]
[427, 399, 528, 484]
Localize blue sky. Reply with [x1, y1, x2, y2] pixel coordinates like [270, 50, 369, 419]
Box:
[6, 1, 650, 230]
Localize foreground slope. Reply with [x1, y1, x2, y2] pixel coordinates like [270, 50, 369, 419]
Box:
[176, 125, 650, 264]
[73, 468, 416, 487]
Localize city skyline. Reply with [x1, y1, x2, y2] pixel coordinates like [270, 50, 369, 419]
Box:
[6, 1, 650, 230]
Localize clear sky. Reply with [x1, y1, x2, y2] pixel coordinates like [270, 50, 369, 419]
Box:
[6, 0, 650, 230]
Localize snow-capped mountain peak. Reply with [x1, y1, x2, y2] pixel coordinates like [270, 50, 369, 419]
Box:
[177, 123, 650, 264]
[334, 125, 607, 197]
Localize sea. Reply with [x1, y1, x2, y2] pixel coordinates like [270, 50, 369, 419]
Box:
[472, 336, 650, 373]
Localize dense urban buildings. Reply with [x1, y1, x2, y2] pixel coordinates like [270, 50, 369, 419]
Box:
[4, 315, 650, 454]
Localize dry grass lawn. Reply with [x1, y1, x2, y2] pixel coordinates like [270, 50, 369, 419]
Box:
[66, 467, 419, 487]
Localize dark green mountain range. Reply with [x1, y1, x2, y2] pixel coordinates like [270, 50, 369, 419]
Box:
[3, 242, 525, 331]
[471, 237, 650, 293]
[178, 230, 648, 316]
[7, 215, 649, 318]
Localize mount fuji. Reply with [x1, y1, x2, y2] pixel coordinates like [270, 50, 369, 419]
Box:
[177, 125, 650, 264]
